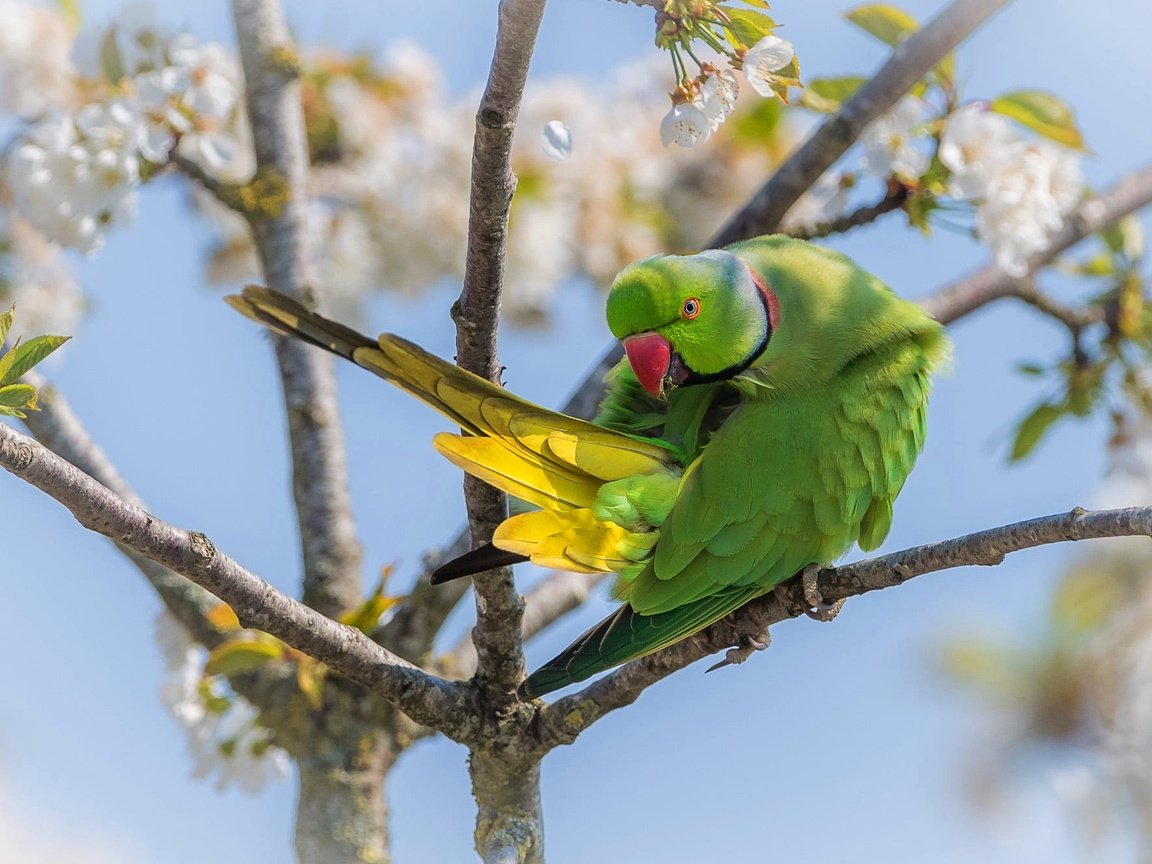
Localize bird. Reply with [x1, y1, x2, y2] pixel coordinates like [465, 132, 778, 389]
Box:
[227, 235, 949, 700]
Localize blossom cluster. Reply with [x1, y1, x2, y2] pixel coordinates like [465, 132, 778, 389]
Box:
[5, 12, 242, 254]
[940, 104, 1083, 276]
[155, 611, 290, 793]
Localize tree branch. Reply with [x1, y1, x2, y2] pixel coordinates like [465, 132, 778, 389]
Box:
[1008, 279, 1104, 334]
[921, 164, 1152, 324]
[442, 571, 605, 680]
[455, 0, 547, 699]
[712, 0, 1011, 246]
[21, 374, 221, 648]
[232, 0, 363, 618]
[0, 421, 475, 741]
[788, 183, 910, 241]
[535, 506, 1152, 748]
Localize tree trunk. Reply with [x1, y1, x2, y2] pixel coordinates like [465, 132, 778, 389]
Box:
[470, 750, 544, 864]
[295, 738, 394, 864]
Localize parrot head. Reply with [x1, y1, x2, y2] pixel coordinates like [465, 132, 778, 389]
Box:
[607, 236, 945, 398]
[606, 249, 776, 397]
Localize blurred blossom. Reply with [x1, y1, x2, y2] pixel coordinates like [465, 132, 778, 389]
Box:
[781, 171, 850, 232]
[859, 95, 931, 182]
[0, 0, 75, 116]
[541, 120, 572, 160]
[0, 215, 84, 340]
[154, 612, 289, 794]
[940, 104, 1084, 276]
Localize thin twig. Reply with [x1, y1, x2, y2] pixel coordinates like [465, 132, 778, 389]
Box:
[0, 421, 476, 741]
[232, 0, 363, 618]
[787, 183, 910, 241]
[712, 0, 1012, 245]
[1009, 280, 1104, 334]
[535, 506, 1152, 748]
[454, 0, 547, 699]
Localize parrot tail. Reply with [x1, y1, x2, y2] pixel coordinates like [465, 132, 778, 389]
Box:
[226, 286, 378, 360]
[518, 583, 764, 700]
[430, 543, 528, 584]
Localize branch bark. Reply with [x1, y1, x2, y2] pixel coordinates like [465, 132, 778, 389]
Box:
[0, 421, 474, 742]
[455, 0, 546, 698]
[535, 506, 1152, 748]
[712, 0, 1011, 245]
[232, 0, 363, 619]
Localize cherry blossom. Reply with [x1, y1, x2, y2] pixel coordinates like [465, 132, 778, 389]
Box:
[742, 34, 794, 99]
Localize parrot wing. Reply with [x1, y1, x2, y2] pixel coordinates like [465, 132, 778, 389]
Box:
[227, 286, 678, 580]
[519, 335, 939, 698]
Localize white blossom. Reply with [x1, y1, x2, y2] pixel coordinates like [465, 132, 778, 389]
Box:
[940, 104, 1085, 276]
[859, 95, 931, 181]
[940, 104, 1025, 200]
[698, 67, 739, 132]
[154, 611, 289, 794]
[660, 100, 711, 148]
[8, 111, 139, 253]
[742, 35, 794, 99]
[541, 120, 573, 161]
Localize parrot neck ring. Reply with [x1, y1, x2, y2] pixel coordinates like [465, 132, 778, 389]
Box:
[624, 265, 779, 397]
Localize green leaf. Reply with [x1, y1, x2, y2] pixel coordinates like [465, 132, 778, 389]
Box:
[0, 306, 13, 347]
[0, 383, 36, 410]
[340, 567, 403, 634]
[845, 3, 918, 46]
[1102, 215, 1145, 262]
[1010, 402, 1064, 461]
[1015, 362, 1046, 377]
[100, 25, 125, 84]
[204, 638, 283, 677]
[738, 0, 773, 9]
[0, 335, 69, 387]
[800, 76, 865, 113]
[1072, 252, 1115, 277]
[722, 7, 777, 47]
[990, 90, 1086, 151]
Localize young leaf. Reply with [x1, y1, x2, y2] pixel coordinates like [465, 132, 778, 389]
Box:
[0, 383, 36, 410]
[0, 306, 13, 347]
[1010, 402, 1064, 461]
[0, 335, 70, 387]
[990, 91, 1086, 151]
[205, 638, 284, 677]
[207, 603, 243, 631]
[296, 657, 326, 710]
[340, 590, 404, 634]
[845, 3, 918, 46]
[800, 76, 865, 112]
[722, 8, 778, 48]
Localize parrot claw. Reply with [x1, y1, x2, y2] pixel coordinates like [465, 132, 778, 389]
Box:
[801, 563, 845, 622]
[705, 629, 771, 673]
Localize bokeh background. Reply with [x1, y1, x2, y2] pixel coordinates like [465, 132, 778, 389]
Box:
[2, 0, 1151, 861]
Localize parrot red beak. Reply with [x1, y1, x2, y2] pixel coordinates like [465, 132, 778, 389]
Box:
[623, 332, 672, 397]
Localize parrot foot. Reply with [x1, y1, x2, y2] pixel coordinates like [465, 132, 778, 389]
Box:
[705, 629, 771, 674]
[801, 563, 844, 622]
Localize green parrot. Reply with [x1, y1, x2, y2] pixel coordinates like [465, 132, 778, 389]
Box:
[228, 235, 949, 700]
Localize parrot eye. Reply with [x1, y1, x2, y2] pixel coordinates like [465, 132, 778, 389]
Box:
[681, 297, 701, 319]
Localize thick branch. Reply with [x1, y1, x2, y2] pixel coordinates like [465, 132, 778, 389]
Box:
[21, 374, 220, 648]
[922, 164, 1152, 324]
[0, 422, 474, 740]
[536, 506, 1152, 748]
[455, 0, 547, 699]
[712, 0, 1011, 245]
[232, 0, 363, 618]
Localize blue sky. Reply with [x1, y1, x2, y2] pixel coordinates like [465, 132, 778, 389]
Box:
[2, 0, 1150, 862]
